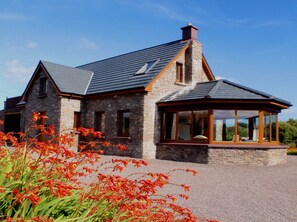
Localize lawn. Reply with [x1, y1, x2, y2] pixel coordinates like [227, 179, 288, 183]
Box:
[287, 147, 297, 155]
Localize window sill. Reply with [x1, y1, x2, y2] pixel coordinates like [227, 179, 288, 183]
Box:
[174, 81, 188, 86]
[38, 94, 47, 98]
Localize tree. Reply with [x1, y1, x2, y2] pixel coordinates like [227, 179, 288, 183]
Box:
[279, 118, 297, 147]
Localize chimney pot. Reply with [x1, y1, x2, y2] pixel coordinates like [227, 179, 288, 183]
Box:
[181, 23, 198, 40]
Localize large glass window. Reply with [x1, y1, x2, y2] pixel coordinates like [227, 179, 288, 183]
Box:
[164, 112, 177, 140]
[264, 112, 271, 142]
[177, 111, 191, 141]
[213, 110, 235, 142]
[237, 110, 259, 142]
[162, 109, 278, 144]
[163, 110, 208, 142]
[264, 112, 278, 142]
[271, 114, 277, 141]
[193, 110, 208, 141]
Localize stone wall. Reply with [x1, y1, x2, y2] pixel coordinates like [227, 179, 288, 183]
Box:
[143, 39, 208, 159]
[85, 93, 145, 158]
[208, 147, 287, 165]
[60, 97, 83, 131]
[187, 41, 206, 84]
[60, 97, 83, 150]
[23, 71, 61, 132]
[156, 143, 288, 165]
[156, 144, 209, 163]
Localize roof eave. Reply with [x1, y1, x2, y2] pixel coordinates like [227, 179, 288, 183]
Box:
[144, 44, 190, 92]
[157, 98, 291, 109]
[202, 54, 215, 81]
[21, 61, 62, 102]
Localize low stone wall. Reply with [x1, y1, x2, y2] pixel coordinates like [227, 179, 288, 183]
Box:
[156, 143, 288, 166]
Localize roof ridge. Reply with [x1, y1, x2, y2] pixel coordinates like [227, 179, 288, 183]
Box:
[164, 84, 195, 101]
[222, 79, 273, 99]
[77, 39, 188, 68]
[205, 80, 222, 98]
[41, 60, 93, 73]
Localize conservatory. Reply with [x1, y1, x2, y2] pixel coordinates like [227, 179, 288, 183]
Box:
[156, 80, 292, 165]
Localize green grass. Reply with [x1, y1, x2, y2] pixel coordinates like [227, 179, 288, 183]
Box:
[287, 148, 297, 155]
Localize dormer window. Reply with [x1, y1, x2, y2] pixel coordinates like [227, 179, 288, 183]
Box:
[176, 62, 184, 83]
[135, 59, 159, 76]
[39, 77, 47, 96]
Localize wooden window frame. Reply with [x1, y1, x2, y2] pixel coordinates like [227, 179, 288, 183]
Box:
[161, 108, 279, 145]
[176, 62, 184, 83]
[162, 110, 209, 143]
[262, 112, 279, 143]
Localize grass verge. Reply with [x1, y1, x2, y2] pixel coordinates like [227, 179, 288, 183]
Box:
[287, 148, 297, 155]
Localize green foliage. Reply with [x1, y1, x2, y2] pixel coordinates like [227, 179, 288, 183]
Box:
[287, 148, 297, 155]
[0, 113, 201, 221]
[279, 118, 297, 148]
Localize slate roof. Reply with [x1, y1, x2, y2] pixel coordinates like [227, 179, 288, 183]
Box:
[41, 61, 93, 95]
[159, 79, 292, 106]
[77, 40, 188, 95]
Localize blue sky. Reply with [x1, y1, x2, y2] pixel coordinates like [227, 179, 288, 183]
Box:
[0, 0, 296, 120]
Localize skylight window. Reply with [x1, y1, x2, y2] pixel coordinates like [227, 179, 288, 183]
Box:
[135, 59, 159, 75]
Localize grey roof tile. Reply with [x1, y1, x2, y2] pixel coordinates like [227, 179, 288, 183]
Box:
[159, 79, 292, 106]
[77, 40, 188, 95]
[41, 61, 93, 95]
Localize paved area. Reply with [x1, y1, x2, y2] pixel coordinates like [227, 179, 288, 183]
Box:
[92, 155, 297, 222]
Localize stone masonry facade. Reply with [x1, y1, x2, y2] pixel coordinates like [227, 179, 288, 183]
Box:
[156, 144, 288, 166]
[142, 40, 207, 159]
[22, 71, 61, 132]
[85, 93, 145, 158]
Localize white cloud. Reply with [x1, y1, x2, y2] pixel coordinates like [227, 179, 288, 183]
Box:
[26, 41, 38, 49]
[149, 3, 207, 25]
[279, 107, 297, 121]
[217, 16, 291, 29]
[281, 107, 297, 115]
[0, 13, 28, 20]
[216, 76, 238, 83]
[4, 60, 34, 83]
[216, 76, 224, 80]
[79, 38, 98, 50]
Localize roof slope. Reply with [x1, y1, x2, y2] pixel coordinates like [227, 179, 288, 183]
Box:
[41, 61, 93, 95]
[159, 79, 292, 106]
[77, 40, 188, 95]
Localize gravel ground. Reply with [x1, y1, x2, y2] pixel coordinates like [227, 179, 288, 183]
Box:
[90, 155, 297, 222]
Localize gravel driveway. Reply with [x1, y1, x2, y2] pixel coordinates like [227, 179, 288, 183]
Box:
[93, 155, 297, 222]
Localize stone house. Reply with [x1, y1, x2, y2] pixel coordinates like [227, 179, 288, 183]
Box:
[3, 24, 292, 165]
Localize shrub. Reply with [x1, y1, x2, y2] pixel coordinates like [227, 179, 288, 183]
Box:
[0, 113, 216, 221]
[287, 148, 297, 155]
[279, 119, 297, 148]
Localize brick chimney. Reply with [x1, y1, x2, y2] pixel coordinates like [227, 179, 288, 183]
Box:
[181, 23, 198, 40]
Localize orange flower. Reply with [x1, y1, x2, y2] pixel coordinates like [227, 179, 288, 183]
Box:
[32, 112, 40, 121]
[27, 193, 41, 205]
[181, 184, 191, 192]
